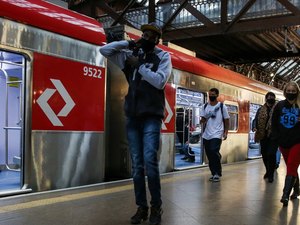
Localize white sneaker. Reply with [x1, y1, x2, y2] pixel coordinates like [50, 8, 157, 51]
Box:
[212, 175, 220, 182]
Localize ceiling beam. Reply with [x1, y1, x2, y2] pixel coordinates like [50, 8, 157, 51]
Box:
[163, 15, 300, 41]
[148, 0, 156, 23]
[173, 0, 215, 27]
[111, 0, 136, 26]
[221, 0, 228, 27]
[162, 0, 188, 31]
[224, 0, 256, 32]
[277, 0, 300, 15]
[95, 1, 135, 28]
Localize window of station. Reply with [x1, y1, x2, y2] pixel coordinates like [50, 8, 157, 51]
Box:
[224, 102, 238, 131]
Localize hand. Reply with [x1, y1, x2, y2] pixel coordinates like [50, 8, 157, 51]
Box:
[127, 55, 140, 68]
[135, 38, 143, 47]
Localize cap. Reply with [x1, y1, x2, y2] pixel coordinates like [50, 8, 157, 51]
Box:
[141, 22, 162, 38]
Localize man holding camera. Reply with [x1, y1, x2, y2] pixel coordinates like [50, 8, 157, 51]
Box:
[100, 23, 172, 225]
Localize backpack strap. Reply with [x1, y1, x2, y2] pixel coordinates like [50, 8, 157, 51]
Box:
[220, 102, 224, 121]
[203, 102, 225, 122]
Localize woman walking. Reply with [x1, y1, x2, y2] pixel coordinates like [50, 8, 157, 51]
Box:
[271, 81, 300, 206]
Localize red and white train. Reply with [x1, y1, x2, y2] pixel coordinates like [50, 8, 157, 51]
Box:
[0, 0, 282, 196]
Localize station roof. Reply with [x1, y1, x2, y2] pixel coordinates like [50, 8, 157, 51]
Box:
[58, 0, 300, 89]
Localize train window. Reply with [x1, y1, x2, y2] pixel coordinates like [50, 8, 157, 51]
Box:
[224, 102, 238, 131]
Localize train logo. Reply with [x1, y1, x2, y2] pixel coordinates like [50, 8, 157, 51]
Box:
[161, 84, 176, 133]
[36, 79, 75, 126]
[162, 98, 173, 130]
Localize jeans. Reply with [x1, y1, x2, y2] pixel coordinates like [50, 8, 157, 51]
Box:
[126, 116, 162, 208]
[203, 138, 222, 176]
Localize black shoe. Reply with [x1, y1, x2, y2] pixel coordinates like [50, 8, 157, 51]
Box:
[185, 157, 195, 162]
[131, 206, 148, 224]
[263, 173, 268, 179]
[268, 177, 274, 183]
[290, 192, 299, 200]
[149, 207, 162, 225]
[181, 156, 188, 160]
[290, 176, 299, 200]
[280, 176, 297, 207]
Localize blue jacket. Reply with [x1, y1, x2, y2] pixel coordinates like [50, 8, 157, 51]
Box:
[100, 40, 172, 118]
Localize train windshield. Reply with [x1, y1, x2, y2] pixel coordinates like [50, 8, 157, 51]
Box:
[0, 50, 26, 196]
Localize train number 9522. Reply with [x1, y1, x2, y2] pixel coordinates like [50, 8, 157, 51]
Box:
[83, 66, 102, 79]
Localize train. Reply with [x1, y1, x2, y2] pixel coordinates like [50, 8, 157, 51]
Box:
[0, 0, 283, 196]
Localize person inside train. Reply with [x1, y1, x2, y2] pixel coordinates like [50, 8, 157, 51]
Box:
[270, 81, 300, 206]
[176, 108, 195, 162]
[252, 92, 278, 183]
[200, 88, 230, 182]
[100, 22, 172, 224]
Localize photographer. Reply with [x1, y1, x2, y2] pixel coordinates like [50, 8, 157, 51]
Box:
[100, 23, 172, 225]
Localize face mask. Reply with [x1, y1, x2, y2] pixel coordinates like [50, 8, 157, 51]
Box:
[286, 93, 297, 101]
[266, 98, 275, 104]
[209, 96, 217, 102]
[140, 38, 156, 53]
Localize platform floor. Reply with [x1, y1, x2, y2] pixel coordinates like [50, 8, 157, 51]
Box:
[0, 159, 298, 225]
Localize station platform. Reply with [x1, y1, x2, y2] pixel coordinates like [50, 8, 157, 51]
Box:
[0, 159, 298, 225]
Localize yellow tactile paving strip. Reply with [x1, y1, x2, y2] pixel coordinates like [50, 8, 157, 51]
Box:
[0, 171, 200, 214]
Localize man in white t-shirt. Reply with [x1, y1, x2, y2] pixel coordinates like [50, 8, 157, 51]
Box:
[200, 88, 230, 182]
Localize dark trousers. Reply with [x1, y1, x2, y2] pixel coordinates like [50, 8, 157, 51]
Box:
[260, 137, 278, 178]
[203, 138, 222, 176]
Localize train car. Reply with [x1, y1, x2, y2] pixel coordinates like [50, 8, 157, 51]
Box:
[104, 26, 284, 180]
[0, 0, 283, 196]
[0, 0, 107, 196]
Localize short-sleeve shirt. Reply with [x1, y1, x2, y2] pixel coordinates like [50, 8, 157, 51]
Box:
[200, 102, 230, 140]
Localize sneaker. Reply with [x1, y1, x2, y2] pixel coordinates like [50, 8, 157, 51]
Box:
[209, 176, 214, 181]
[131, 206, 148, 224]
[181, 156, 188, 160]
[149, 206, 162, 225]
[212, 174, 220, 182]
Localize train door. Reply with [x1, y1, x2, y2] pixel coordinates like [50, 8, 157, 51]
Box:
[174, 87, 205, 169]
[0, 50, 26, 195]
[248, 103, 261, 159]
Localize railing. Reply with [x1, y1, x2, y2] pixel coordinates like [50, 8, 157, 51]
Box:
[98, 0, 300, 30]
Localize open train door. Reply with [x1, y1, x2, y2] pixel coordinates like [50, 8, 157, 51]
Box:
[0, 50, 31, 196]
[174, 87, 205, 169]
